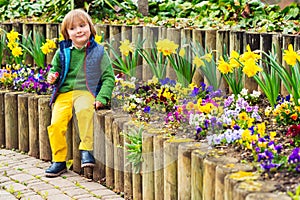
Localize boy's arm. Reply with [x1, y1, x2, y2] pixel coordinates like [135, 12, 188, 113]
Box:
[95, 50, 115, 105]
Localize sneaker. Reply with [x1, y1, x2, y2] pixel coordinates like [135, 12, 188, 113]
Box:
[45, 162, 67, 177]
[80, 150, 95, 168]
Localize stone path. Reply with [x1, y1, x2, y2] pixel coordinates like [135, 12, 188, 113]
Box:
[0, 149, 124, 200]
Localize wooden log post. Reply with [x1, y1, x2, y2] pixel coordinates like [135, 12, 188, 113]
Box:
[22, 23, 34, 66]
[295, 34, 300, 50]
[123, 121, 135, 199]
[28, 95, 39, 158]
[38, 96, 52, 161]
[113, 117, 129, 193]
[229, 30, 245, 53]
[243, 32, 260, 92]
[204, 29, 217, 88]
[93, 110, 111, 182]
[105, 112, 115, 189]
[216, 29, 230, 93]
[95, 24, 109, 41]
[281, 34, 296, 97]
[153, 133, 169, 200]
[0, 90, 7, 147]
[142, 26, 159, 81]
[33, 23, 46, 67]
[121, 25, 133, 77]
[159, 26, 167, 40]
[246, 192, 293, 200]
[192, 29, 205, 87]
[5, 92, 20, 149]
[233, 180, 277, 200]
[224, 171, 260, 200]
[181, 28, 193, 86]
[178, 142, 204, 200]
[203, 155, 239, 200]
[164, 138, 194, 200]
[215, 163, 253, 200]
[132, 169, 142, 200]
[18, 94, 30, 152]
[259, 33, 273, 93]
[0, 23, 12, 65]
[191, 144, 212, 200]
[132, 25, 143, 81]
[166, 28, 181, 81]
[142, 131, 154, 200]
[46, 23, 59, 64]
[72, 116, 81, 174]
[109, 25, 122, 72]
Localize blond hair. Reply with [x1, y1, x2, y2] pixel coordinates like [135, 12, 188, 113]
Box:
[60, 9, 96, 40]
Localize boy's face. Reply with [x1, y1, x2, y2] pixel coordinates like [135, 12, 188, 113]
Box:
[67, 19, 91, 49]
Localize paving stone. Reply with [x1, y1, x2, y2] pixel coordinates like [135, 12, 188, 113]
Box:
[91, 189, 118, 197]
[63, 187, 90, 197]
[20, 195, 44, 200]
[10, 173, 35, 183]
[47, 178, 75, 188]
[0, 189, 17, 200]
[79, 181, 107, 191]
[46, 193, 72, 200]
[25, 167, 45, 176]
[0, 150, 124, 200]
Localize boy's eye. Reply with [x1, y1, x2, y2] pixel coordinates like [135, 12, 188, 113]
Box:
[80, 24, 86, 27]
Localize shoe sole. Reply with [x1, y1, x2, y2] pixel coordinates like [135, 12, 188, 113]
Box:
[45, 168, 67, 177]
[81, 163, 95, 168]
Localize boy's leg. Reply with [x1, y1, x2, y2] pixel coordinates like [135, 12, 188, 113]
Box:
[47, 92, 73, 162]
[73, 91, 95, 167]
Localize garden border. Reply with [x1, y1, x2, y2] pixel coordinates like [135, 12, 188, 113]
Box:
[0, 91, 293, 199]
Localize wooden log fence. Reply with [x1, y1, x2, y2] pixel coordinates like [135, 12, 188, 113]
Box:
[0, 22, 299, 93]
[0, 90, 293, 199]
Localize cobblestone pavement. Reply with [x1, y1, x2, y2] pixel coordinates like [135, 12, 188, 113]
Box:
[0, 149, 124, 200]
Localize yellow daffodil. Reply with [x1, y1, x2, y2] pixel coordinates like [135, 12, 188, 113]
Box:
[203, 53, 212, 62]
[119, 39, 134, 57]
[156, 39, 178, 56]
[217, 57, 233, 74]
[95, 34, 103, 44]
[179, 48, 185, 57]
[7, 29, 19, 42]
[59, 33, 64, 41]
[240, 44, 260, 62]
[283, 44, 300, 66]
[193, 56, 204, 68]
[12, 46, 23, 57]
[41, 43, 51, 54]
[46, 39, 57, 49]
[229, 50, 241, 68]
[242, 59, 262, 77]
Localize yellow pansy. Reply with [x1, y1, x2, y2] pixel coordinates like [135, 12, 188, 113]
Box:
[256, 122, 266, 135]
[270, 131, 276, 140]
[238, 112, 248, 121]
[283, 44, 300, 66]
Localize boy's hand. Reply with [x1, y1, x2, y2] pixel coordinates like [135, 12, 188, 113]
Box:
[47, 72, 59, 84]
[94, 101, 105, 110]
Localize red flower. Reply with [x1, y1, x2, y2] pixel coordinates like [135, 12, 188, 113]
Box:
[287, 124, 300, 138]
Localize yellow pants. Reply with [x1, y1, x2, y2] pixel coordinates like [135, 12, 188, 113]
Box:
[47, 90, 95, 162]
